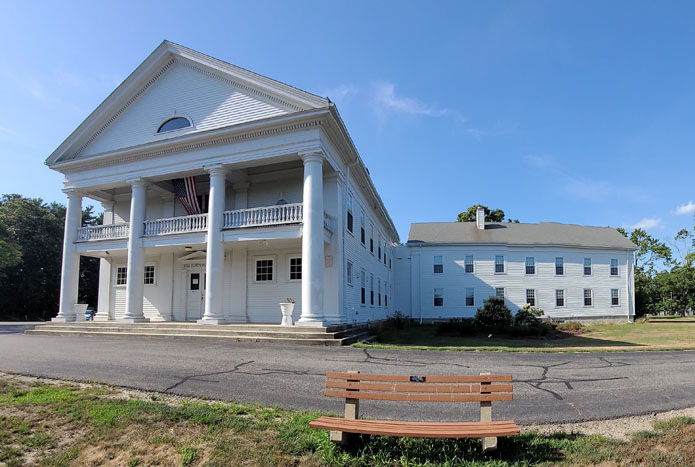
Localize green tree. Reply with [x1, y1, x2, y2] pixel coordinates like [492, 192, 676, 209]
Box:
[457, 204, 513, 223]
[0, 194, 102, 321]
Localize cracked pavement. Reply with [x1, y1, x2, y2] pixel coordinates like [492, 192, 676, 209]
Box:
[1, 329, 694, 424]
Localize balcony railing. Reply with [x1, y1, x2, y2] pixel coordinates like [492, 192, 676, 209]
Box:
[74, 203, 330, 242]
[223, 203, 303, 229]
[76, 223, 130, 242]
[144, 213, 208, 237]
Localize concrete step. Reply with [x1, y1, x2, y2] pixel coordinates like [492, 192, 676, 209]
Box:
[32, 325, 346, 340]
[40, 322, 356, 333]
[24, 329, 359, 346]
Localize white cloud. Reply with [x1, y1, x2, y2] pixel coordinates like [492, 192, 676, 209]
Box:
[373, 82, 464, 120]
[674, 201, 695, 215]
[320, 84, 357, 103]
[624, 218, 663, 230]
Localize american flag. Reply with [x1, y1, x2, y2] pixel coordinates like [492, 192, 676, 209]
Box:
[172, 177, 201, 215]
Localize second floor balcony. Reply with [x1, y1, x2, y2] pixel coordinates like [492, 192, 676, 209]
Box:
[75, 202, 328, 243]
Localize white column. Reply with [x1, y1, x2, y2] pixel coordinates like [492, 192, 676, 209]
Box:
[199, 165, 228, 324]
[297, 152, 325, 327]
[53, 189, 83, 322]
[229, 247, 248, 323]
[121, 179, 149, 323]
[322, 173, 345, 324]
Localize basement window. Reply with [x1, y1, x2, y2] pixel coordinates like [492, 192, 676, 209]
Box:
[157, 116, 192, 133]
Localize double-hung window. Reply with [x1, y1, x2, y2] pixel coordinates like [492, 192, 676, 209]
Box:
[434, 288, 443, 307]
[584, 288, 593, 306]
[378, 234, 382, 260]
[556, 289, 565, 307]
[526, 289, 536, 307]
[289, 257, 302, 281]
[495, 287, 505, 298]
[370, 274, 374, 306]
[584, 258, 592, 276]
[611, 288, 620, 306]
[144, 265, 156, 285]
[346, 193, 354, 233]
[360, 270, 366, 305]
[610, 259, 619, 276]
[369, 224, 374, 254]
[116, 266, 128, 285]
[495, 255, 505, 273]
[360, 211, 366, 245]
[346, 261, 353, 285]
[433, 255, 443, 274]
[378, 279, 382, 306]
[385, 282, 388, 307]
[465, 288, 475, 307]
[255, 258, 274, 282]
[465, 255, 474, 273]
[525, 257, 535, 275]
[555, 257, 564, 275]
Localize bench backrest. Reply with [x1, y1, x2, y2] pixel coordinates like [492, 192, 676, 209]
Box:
[324, 372, 513, 403]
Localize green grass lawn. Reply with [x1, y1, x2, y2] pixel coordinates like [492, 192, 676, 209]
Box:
[356, 318, 695, 353]
[1, 374, 695, 466]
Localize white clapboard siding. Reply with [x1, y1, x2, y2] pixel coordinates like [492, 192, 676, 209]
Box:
[112, 286, 126, 320]
[81, 63, 290, 157]
[245, 249, 303, 324]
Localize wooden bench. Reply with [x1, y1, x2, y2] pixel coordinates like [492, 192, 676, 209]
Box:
[309, 371, 519, 451]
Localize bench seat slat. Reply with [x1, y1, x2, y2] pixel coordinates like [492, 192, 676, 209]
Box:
[326, 372, 512, 384]
[309, 417, 520, 438]
[324, 390, 513, 402]
[325, 381, 513, 394]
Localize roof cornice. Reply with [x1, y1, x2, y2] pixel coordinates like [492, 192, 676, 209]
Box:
[406, 241, 637, 251]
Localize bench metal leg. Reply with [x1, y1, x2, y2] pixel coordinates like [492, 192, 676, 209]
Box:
[480, 372, 498, 452]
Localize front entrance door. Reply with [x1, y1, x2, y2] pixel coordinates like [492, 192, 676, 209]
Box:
[186, 270, 206, 321]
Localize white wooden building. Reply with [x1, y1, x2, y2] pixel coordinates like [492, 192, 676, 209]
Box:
[394, 208, 638, 322]
[47, 41, 398, 326]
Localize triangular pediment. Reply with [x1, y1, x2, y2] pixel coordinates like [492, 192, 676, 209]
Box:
[48, 41, 329, 165]
[177, 251, 207, 263]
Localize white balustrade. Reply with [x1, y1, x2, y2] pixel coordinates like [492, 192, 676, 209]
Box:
[224, 203, 303, 229]
[143, 213, 208, 236]
[76, 223, 129, 242]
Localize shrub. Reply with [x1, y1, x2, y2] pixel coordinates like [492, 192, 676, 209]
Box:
[435, 319, 477, 337]
[474, 296, 512, 328]
[556, 321, 584, 332]
[514, 304, 545, 326]
[384, 311, 409, 330]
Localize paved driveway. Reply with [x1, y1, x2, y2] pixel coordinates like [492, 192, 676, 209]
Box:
[1, 331, 694, 424]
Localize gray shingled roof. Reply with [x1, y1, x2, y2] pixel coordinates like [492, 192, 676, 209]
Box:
[408, 222, 637, 250]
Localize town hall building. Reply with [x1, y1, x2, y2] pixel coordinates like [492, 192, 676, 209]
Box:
[47, 41, 636, 327]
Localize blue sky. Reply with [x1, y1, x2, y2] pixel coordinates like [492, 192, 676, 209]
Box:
[1, 1, 694, 243]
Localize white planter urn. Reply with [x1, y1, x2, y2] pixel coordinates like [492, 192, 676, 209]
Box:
[280, 302, 295, 326]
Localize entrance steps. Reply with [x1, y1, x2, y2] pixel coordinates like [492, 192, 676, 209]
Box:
[25, 322, 371, 346]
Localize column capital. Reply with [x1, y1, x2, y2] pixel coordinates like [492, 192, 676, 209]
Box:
[126, 178, 149, 189]
[100, 200, 115, 210]
[204, 164, 227, 177]
[61, 187, 83, 198]
[299, 151, 324, 165]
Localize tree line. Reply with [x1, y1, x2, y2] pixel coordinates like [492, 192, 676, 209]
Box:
[0, 194, 100, 321]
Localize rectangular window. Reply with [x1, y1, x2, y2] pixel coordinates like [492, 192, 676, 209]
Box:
[495, 255, 505, 273]
[525, 257, 535, 275]
[555, 257, 564, 275]
[190, 273, 200, 290]
[611, 288, 620, 306]
[346, 193, 354, 233]
[378, 234, 382, 260]
[360, 211, 366, 245]
[144, 265, 155, 285]
[611, 259, 619, 276]
[378, 279, 382, 306]
[584, 258, 592, 276]
[385, 291, 388, 307]
[434, 288, 443, 307]
[495, 287, 505, 298]
[370, 274, 374, 306]
[360, 270, 366, 305]
[255, 259, 274, 282]
[465, 255, 474, 273]
[584, 288, 593, 306]
[433, 255, 443, 274]
[346, 261, 353, 285]
[466, 288, 475, 307]
[289, 257, 302, 281]
[556, 289, 565, 307]
[383, 244, 387, 265]
[370, 224, 374, 253]
[526, 289, 536, 307]
[116, 266, 127, 285]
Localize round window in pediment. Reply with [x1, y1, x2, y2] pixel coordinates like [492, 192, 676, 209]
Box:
[157, 117, 192, 134]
